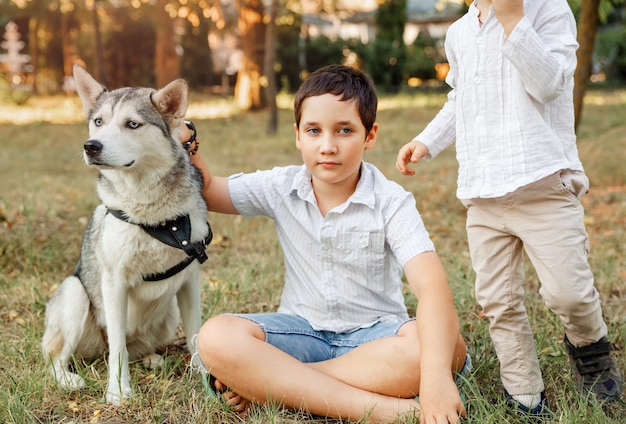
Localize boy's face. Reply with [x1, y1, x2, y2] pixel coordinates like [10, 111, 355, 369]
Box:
[294, 93, 377, 192]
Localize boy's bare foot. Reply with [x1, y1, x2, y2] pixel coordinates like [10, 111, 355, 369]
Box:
[213, 378, 252, 417]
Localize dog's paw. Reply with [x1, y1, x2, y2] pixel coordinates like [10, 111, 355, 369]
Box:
[106, 385, 132, 406]
[62, 374, 87, 391]
[50, 366, 87, 391]
[142, 353, 164, 369]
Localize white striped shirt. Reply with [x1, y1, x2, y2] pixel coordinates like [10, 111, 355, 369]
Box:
[228, 162, 435, 332]
[415, 0, 583, 199]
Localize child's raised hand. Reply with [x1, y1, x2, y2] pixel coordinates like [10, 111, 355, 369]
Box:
[491, 0, 524, 16]
[396, 140, 429, 176]
[491, 0, 524, 35]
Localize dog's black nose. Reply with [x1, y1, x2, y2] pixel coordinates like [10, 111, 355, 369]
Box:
[84, 140, 103, 157]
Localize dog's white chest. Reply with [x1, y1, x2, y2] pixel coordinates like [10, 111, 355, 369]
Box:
[99, 217, 188, 285]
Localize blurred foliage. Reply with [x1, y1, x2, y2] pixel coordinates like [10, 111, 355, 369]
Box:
[368, 0, 408, 92]
[274, 14, 301, 92]
[0, 0, 625, 96]
[405, 31, 442, 81]
[0, 76, 31, 104]
[595, 26, 626, 81]
[568, 0, 626, 24]
[305, 36, 349, 76]
[100, 10, 157, 87]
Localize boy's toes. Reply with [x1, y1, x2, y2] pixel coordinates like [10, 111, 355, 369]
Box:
[223, 391, 252, 416]
[213, 378, 228, 392]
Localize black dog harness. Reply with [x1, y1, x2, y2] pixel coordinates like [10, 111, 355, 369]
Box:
[107, 208, 212, 281]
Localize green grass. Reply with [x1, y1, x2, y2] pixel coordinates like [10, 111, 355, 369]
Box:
[1, 88, 625, 423]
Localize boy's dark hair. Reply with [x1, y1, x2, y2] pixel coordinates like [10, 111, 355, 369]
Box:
[294, 64, 378, 133]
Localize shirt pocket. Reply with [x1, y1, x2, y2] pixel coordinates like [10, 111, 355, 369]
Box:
[335, 232, 386, 279]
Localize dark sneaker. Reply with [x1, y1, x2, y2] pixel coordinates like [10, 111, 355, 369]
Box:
[565, 335, 623, 403]
[504, 390, 551, 417]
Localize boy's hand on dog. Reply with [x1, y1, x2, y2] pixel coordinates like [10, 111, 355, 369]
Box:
[179, 121, 200, 155]
[179, 122, 193, 144]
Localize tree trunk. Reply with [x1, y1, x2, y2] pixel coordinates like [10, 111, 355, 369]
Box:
[234, 0, 265, 110]
[574, 0, 600, 132]
[264, 0, 278, 135]
[28, 17, 39, 94]
[61, 11, 78, 95]
[92, 0, 106, 85]
[154, 0, 179, 88]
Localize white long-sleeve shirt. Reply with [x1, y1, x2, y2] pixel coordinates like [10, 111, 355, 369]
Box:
[415, 0, 583, 199]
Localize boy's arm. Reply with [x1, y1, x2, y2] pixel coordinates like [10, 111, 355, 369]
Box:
[179, 123, 238, 214]
[190, 152, 238, 214]
[404, 251, 466, 421]
[498, 0, 578, 103]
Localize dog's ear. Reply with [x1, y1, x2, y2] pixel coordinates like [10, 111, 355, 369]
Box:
[73, 64, 106, 116]
[151, 79, 188, 127]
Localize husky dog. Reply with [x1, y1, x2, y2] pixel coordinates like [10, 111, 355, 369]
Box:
[42, 64, 211, 405]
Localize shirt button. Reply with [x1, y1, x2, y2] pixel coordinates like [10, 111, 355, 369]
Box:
[474, 76, 481, 84]
[476, 116, 483, 123]
[479, 156, 487, 164]
[476, 36, 483, 43]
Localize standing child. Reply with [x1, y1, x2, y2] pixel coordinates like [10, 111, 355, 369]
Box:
[396, 0, 622, 416]
[183, 64, 471, 423]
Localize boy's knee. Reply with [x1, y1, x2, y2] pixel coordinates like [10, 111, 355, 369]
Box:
[197, 315, 235, 360]
[197, 314, 263, 361]
[542, 286, 596, 314]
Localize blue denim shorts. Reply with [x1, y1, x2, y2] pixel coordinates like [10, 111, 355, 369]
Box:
[234, 312, 411, 363]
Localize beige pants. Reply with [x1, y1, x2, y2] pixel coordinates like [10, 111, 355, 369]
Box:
[462, 171, 607, 396]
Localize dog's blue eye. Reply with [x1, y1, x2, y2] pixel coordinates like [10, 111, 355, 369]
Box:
[94, 118, 103, 126]
[127, 121, 140, 129]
